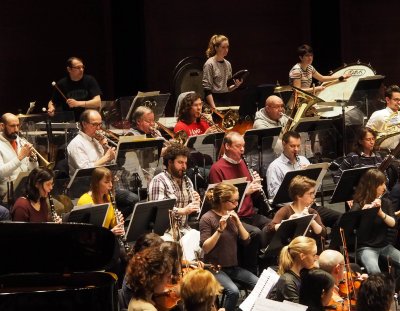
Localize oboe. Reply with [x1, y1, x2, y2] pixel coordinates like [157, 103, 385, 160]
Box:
[241, 155, 272, 212]
[108, 190, 130, 252]
[48, 193, 58, 222]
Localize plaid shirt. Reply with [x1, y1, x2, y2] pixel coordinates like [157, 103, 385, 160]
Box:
[148, 170, 193, 226]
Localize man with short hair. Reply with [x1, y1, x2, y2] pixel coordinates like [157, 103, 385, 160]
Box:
[0, 113, 39, 219]
[209, 131, 270, 275]
[128, 106, 158, 137]
[48, 56, 102, 121]
[253, 95, 288, 129]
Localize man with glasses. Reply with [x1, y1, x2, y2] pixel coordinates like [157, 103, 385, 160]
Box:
[48, 56, 102, 121]
[253, 95, 288, 129]
[366, 84, 400, 150]
[67, 109, 115, 178]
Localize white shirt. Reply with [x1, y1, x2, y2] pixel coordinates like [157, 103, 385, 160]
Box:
[366, 107, 400, 149]
[67, 131, 104, 177]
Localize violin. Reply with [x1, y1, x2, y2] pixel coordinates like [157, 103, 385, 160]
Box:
[327, 288, 350, 311]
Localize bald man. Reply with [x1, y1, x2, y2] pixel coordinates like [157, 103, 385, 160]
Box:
[253, 95, 288, 129]
[0, 113, 38, 216]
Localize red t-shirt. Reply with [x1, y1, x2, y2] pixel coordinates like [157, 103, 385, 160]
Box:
[174, 120, 210, 137]
[208, 158, 255, 218]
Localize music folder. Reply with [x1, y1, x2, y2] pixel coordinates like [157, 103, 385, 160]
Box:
[197, 178, 249, 221]
[125, 198, 176, 243]
[67, 203, 111, 228]
[125, 91, 170, 121]
[262, 214, 316, 257]
[271, 163, 329, 206]
[330, 166, 371, 204]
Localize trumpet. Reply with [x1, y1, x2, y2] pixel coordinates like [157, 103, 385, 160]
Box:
[19, 134, 55, 169]
[95, 130, 118, 147]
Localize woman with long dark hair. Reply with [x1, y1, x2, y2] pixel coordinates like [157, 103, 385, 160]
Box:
[11, 167, 60, 223]
[351, 168, 399, 274]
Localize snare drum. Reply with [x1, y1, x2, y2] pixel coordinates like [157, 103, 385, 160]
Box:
[317, 63, 376, 117]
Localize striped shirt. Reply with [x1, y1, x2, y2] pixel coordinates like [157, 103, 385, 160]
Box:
[289, 63, 316, 88]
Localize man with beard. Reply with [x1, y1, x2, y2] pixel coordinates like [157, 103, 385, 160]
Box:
[148, 143, 201, 233]
[0, 113, 38, 217]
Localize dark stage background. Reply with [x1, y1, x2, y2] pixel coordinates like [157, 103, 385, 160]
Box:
[0, 0, 399, 116]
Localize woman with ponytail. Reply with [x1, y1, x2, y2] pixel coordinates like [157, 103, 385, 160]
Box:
[268, 236, 317, 303]
[200, 182, 258, 311]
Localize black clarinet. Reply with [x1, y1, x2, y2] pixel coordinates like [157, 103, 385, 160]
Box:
[108, 190, 130, 254]
[48, 193, 58, 222]
[241, 155, 272, 212]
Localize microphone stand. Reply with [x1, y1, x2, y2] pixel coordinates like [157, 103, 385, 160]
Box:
[337, 99, 347, 157]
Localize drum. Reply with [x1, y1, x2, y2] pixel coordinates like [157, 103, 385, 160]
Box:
[317, 63, 376, 118]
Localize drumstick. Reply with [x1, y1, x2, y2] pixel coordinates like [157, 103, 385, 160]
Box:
[51, 81, 68, 101]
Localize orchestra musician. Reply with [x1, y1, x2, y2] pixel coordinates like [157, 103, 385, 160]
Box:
[266, 131, 341, 229]
[202, 34, 243, 109]
[77, 167, 125, 237]
[299, 268, 335, 311]
[47, 56, 102, 121]
[148, 143, 201, 236]
[127, 106, 159, 137]
[200, 182, 258, 311]
[0, 113, 38, 217]
[268, 236, 317, 303]
[265, 176, 327, 248]
[289, 44, 351, 93]
[125, 245, 174, 311]
[180, 269, 225, 311]
[208, 131, 270, 275]
[350, 168, 400, 274]
[357, 273, 395, 311]
[366, 84, 400, 150]
[253, 95, 288, 129]
[11, 167, 61, 223]
[174, 92, 216, 137]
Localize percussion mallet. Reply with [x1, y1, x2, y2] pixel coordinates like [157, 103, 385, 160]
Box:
[51, 81, 68, 101]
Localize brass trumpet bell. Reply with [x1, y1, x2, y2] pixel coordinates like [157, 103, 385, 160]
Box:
[222, 110, 239, 130]
[174, 130, 188, 145]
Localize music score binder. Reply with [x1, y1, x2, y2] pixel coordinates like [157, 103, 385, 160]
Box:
[67, 203, 111, 228]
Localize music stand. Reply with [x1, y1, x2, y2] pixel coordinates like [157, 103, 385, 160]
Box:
[124, 198, 176, 242]
[67, 203, 111, 228]
[330, 166, 371, 204]
[66, 165, 117, 199]
[271, 165, 327, 205]
[125, 91, 170, 121]
[262, 214, 315, 257]
[292, 118, 334, 133]
[329, 208, 378, 264]
[186, 132, 225, 163]
[116, 138, 164, 161]
[197, 178, 249, 220]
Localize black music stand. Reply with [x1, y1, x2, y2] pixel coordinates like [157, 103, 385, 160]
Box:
[198, 179, 249, 221]
[124, 198, 176, 242]
[262, 214, 315, 257]
[186, 132, 225, 163]
[292, 118, 334, 133]
[271, 166, 325, 206]
[330, 166, 371, 204]
[67, 203, 111, 228]
[329, 208, 378, 264]
[116, 138, 164, 161]
[66, 165, 117, 199]
[125, 92, 170, 121]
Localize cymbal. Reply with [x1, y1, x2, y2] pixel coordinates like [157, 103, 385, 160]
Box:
[274, 85, 292, 93]
[16, 113, 43, 118]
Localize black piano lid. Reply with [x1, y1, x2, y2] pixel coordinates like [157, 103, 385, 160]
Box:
[0, 222, 116, 275]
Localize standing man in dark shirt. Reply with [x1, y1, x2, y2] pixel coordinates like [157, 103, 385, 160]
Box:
[48, 56, 102, 121]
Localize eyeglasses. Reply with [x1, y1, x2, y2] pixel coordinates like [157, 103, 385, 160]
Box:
[88, 122, 102, 127]
[227, 199, 239, 204]
[391, 98, 400, 102]
[71, 65, 85, 70]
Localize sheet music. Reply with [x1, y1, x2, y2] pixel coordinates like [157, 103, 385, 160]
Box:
[239, 267, 279, 311]
[307, 162, 329, 191]
[252, 298, 308, 311]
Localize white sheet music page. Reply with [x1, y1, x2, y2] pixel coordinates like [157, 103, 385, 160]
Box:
[238, 267, 279, 311]
[252, 298, 308, 311]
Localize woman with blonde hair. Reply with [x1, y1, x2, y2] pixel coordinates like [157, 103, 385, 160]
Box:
[202, 34, 243, 109]
[200, 182, 258, 311]
[268, 236, 317, 303]
[266, 175, 326, 246]
[77, 166, 124, 236]
[180, 269, 224, 311]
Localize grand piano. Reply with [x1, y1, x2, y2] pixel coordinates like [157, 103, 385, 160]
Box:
[0, 222, 119, 310]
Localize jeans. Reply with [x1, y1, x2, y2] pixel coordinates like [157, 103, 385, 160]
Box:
[0, 205, 10, 221]
[213, 266, 258, 311]
[115, 188, 139, 219]
[357, 244, 400, 274]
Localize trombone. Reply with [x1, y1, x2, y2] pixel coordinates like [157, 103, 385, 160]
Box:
[19, 134, 55, 169]
[154, 121, 188, 145]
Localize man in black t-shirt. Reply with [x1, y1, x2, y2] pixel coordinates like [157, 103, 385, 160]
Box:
[48, 56, 102, 121]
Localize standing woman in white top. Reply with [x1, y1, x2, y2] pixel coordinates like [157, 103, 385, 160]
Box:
[202, 34, 243, 109]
